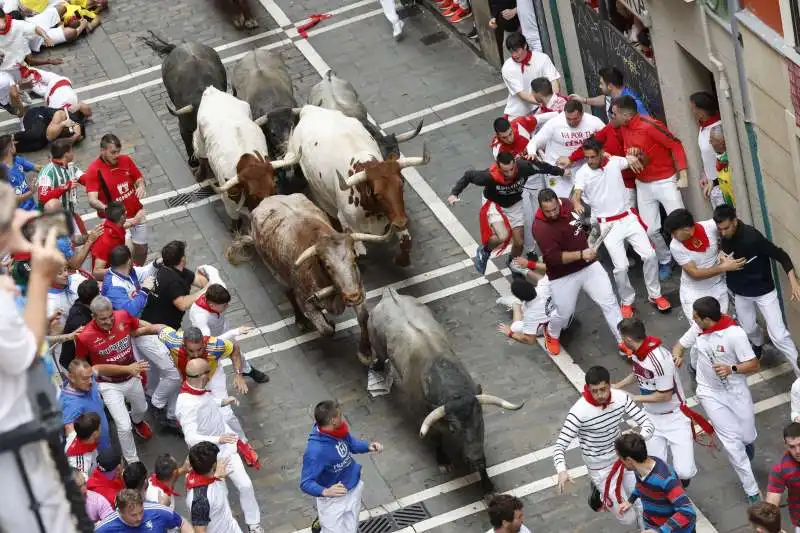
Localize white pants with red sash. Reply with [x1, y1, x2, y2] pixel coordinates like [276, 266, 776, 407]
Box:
[587, 459, 642, 527]
[599, 209, 660, 305]
[646, 409, 697, 480]
[636, 176, 684, 265]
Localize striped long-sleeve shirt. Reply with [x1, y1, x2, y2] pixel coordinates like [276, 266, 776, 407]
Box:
[553, 389, 654, 472]
[629, 457, 696, 533]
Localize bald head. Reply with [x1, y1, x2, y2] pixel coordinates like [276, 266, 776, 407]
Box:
[185, 358, 210, 381]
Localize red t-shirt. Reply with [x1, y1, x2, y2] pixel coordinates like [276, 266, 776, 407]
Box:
[89, 219, 126, 270]
[82, 155, 144, 217]
[75, 310, 140, 382]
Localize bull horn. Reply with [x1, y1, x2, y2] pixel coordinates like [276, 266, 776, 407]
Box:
[394, 119, 424, 143]
[270, 150, 300, 170]
[349, 229, 393, 243]
[475, 394, 524, 411]
[419, 405, 446, 438]
[294, 245, 318, 266]
[306, 285, 335, 302]
[337, 168, 368, 191]
[166, 103, 193, 116]
[397, 142, 431, 169]
[216, 176, 240, 193]
[253, 114, 268, 126]
[291, 107, 303, 116]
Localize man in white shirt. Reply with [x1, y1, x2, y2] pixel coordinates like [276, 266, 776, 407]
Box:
[615, 318, 696, 486]
[496, 273, 551, 344]
[572, 138, 670, 315]
[0, 13, 52, 71]
[500, 33, 560, 119]
[485, 494, 531, 533]
[175, 358, 264, 533]
[186, 441, 241, 533]
[664, 208, 744, 322]
[690, 92, 722, 202]
[672, 296, 761, 503]
[529, 99, 604, 198]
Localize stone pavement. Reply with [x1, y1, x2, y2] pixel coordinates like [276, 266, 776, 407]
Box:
[7, 0, 797, 531]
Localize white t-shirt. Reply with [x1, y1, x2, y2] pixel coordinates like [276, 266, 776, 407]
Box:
[0, 288, 38, 432]
[530, 112, 605, 167]
[486, 526, 532, 533]
[501, 51, 560, 118]
[631, 344, 683, 414]
[511, 275, 551, 335]
[698, 119, 721, 183]
[573, 156, 630, 219]
[186, 479, 241, 533]
[0, 18, 37, 70]
[683, 323, 755, 394]
[670, 219, 725, 296]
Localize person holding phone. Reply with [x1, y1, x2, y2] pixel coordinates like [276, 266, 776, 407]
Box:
[36, 138, 84, 229]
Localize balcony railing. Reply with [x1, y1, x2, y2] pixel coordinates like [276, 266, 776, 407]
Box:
[702, 0, 730, 19]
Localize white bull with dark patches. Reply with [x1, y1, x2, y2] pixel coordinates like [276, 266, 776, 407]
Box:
[225, 194, 390, 362]
[285, 105, 430, 266]
[368, 289, 524, 493]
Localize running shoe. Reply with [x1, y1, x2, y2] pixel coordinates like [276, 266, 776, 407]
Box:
[746, 493, 761, 504]
[238, 440, 262, 470]
[620, 304, 634, 319]
[650, 295, 672, 312]
[544, 327, 561, 355]
[392, 20, 405, 40]
[311, 517, 321, 533]
[133, 421, 153, 440]
[473, 245, 491, 274]
[244, 367, 270, 383]
[447, 7, 472, 22]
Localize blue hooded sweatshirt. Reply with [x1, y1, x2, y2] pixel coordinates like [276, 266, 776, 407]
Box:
[300, 424, 370, 497]
[102, 268, 149, 317]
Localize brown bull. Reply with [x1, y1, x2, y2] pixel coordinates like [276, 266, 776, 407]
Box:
[225, 193, 390, 362]
[213, 150, 288, 214]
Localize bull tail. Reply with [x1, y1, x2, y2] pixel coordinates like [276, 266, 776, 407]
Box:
[224, 233, 256, 266]
[325, 69, 336, 81]
[381, 287, 402, 303]
[140, 30, 176, 56]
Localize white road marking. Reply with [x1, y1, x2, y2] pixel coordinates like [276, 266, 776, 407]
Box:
[381, 84, 505, 129]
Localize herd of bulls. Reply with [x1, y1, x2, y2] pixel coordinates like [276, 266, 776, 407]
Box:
[143, 35, 524, 492]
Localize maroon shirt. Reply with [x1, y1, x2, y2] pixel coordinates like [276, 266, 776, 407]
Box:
[532, 197, 593, 280]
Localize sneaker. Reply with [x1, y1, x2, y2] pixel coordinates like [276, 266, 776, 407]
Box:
[473, 245, 491, 274]
[620, 304, 634, 319]
[746, 493, 761, 504]
[508, 256, 528, 276]
[658, 262, 673, 281]
[244, 367, 270, 384]
[441, 4, 459, 15]
[311, 517, 321, 533]
[587, 483, 602, 511]
[745, 442, 755, 461]
[392, 20, 404, 40]
[133, 420, 153, 440]
[447, 7, 472, 22]
[618, 342, 633, 358]
[238, 440, 262, 470]
[496, 294, 520, 310]
[544, 327, 561, 355]
[465, 27, 477, 39]
[752, 343, 763, 360]
[248, 526, 265, 533]
[650, 295, 672, 312]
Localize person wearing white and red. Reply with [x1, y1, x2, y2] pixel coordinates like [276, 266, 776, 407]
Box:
[490, 115, 537, 158]
[87, 447, 125, 507]
[613, 95, 688, 280]
[529, 99, 604, 198]
[175, 358, 263, 533]
[532, 189, 626, 356]
[74, 295, 163, 463]
[65, 411, 101, 477]
[30, 67, 92, 116]
[146, 454, 186, 510]
[496, 274, 551, 344]
[572, 138, 670, 315]
[185, 441, 242, 533]
[82, 134, 148, 265]
[501, 33, 560, 119]
[690, 92, 722, 202]
[0, 11, 52, 72]
[529, 76, 568, 126]
[448, 151, 564, 275]
[672, 297, 761, 502]
[615, 318, 698, 485]
[485, 494, 532, 533]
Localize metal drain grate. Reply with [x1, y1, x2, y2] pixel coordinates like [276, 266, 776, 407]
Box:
[165, 186, 215, 208]
[358, 503, 431, 533]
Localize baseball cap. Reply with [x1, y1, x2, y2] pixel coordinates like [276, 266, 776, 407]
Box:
[97, 447, 122, 472]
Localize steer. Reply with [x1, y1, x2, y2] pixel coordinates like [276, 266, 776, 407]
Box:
[142, 34, 226, 167]
[308, 69, 422, 159]
[285, 105, 430, 266]
[368, 288, 524, 493]
[225, 194, 390, 362]
[190, 86, 295, 223]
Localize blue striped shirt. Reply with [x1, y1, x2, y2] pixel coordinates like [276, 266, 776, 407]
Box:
[629, 457, 696, 532]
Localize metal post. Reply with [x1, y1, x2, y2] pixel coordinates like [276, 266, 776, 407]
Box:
[471, 0, 503, 68]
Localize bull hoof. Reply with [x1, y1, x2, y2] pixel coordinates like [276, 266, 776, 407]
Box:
[357, 351, 372, 366]
[394, 252, 410, 267]
[295, 316, 314, 331]
[232, 14, 246, 28]
[244, 18, 259, 28]
[437, 464, 453, 474]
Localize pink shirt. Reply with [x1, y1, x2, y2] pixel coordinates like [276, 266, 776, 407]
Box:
[85, 489, 113, 523]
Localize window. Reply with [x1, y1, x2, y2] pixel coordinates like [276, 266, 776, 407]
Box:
[791, 0, 800, 50]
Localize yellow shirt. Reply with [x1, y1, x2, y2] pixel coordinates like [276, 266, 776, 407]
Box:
[158, 326, 234, 379]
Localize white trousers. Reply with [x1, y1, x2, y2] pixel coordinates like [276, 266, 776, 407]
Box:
[133, 335, 180, 417]
[680, 284, 729, 324]
[379, 0, 399, 23]
[587, 462, 642, 527]
[698, 387, 758, 496]
[522, 183, 541, 253]
[735, 290, 800, 377]
[222, 450, 261, 526]
[208, 370, 248, 442]
[0, 442, 78, 533]
[548, 262, 622, 342]
[600, 213, 660, 305]
[316, 480, 364, 533]
[646, 410, 697, 480]
[98, 378, 147, 463]
[636, 176, 684, 265]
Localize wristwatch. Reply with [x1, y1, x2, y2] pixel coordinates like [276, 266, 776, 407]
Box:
[731, 365, 738, 374]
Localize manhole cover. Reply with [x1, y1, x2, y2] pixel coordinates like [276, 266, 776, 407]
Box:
[358, 502, 431, 532]
[359, 515, 393, 533]
[420, 31, 448, 45]
[165, 186, 216, 207]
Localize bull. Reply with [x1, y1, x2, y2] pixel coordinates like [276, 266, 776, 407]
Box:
[225, 194, 390, 362]
[141, 33, 226, 167]
[191, 86, 295, 223]
[368, 289, 524, 493]
[220, 0, 259, 29]
[308, 69, 422, 159]
[284, 105, 429, 266]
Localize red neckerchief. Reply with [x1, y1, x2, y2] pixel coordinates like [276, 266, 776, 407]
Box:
[632, 336, 662, 362]
[51, 282, 67, 291]
[173, 337, 211, 379]
[700, 314, 737, 335]
[598, 155, 610, 169]
[582, 385, 611, 409]
[185, 470, 217, 490]
[699, 114, 721, 128]
[66, 437, 98, 456]
[0, 15, 12, 35]
[18, 65, 42, 84]
[488, 163, 516, 185]
[179, 381, 209, 396]
[680, 223, 710, 252]
[319, 421, 350, 439]
[534, 199, 568, 222]
[149, 474, 180, 496]
[52, 159, 69, 168]
[194, 295, 219, 316]
[716, 158, 728, 172]
[517, 50, 532, 72]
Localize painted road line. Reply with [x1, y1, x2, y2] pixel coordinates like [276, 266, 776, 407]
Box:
[381, 84, 505, 129]
[416, 99, 506, 137]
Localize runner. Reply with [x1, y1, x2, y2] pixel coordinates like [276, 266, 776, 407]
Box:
[765, 422, 800, 532]
[500, 32, 560, 119]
